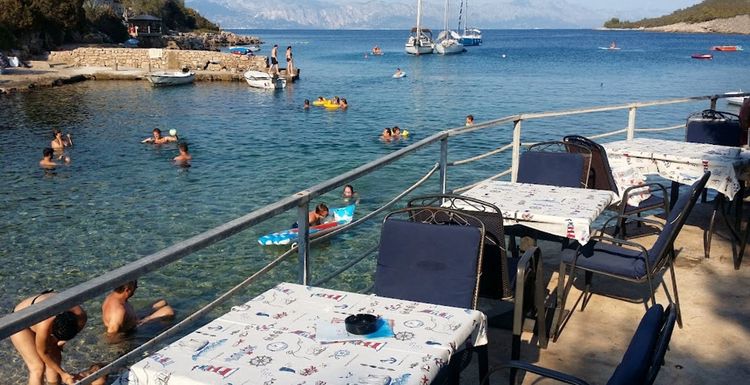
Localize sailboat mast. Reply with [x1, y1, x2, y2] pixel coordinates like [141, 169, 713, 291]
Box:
[458, 0, 464, 31]
[444, 0, 449, 33]
[465, 0, 469, 33]
[416, 0, 422, 38]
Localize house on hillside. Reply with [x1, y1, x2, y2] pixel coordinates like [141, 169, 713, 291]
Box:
[127, 15, 163, 38]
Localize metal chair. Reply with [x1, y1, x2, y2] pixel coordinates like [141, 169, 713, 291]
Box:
[375, 207, 488, 384]
[684, 110, 743, 260]
[406, 194, 548, 360]
[516, 141, 592, 188]
[482, 304, 677, 385]
[552, 172, 709, 341]
[563, 135, 670, 237]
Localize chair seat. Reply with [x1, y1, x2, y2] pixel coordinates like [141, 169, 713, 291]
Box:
[622, 194, 666, 213]
[561, 242, 648, 279]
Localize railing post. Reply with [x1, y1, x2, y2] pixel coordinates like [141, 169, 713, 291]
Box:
[439, 136, 448, 194]
[511, 119, 522, 182]
[297, 201, 310, 285]
[710, 96, 718, 110]
[627, 106, 637, 140]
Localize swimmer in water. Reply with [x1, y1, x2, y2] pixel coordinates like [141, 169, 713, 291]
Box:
[142, 128, 177, 144]
[393, 68, 403, 77]
[50, 129, 72, 150]
[381, 127, 392, 141]
[339, 98, 348, 109]
[173, 142, 192, 164]
[303, 99, 310, 109]
[40, 147, 69, 169]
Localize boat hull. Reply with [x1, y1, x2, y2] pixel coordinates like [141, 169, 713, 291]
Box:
[405, 44, 434, 55]
[712, 45, 743, 51]
[459, 36, 482, 46]
[243, 70, 286, 89]
[435, 40, 465, 55]
[146, 72, 195, 86]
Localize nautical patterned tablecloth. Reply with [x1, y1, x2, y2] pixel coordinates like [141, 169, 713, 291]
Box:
[604, 138, 750, 200]
[114, 283, 487, 385]
[459, 181, 617, 245]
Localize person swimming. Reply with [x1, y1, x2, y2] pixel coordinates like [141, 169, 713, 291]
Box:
[393, 68, 403, 77]
[40, 147, 70, 169]
[339, 98, 348, 109]
[51, 129, 72, 150]
[173, 142, 192, 164]
[303, 99, 310, 109]
[381, 127, 392, 141]
[142, 128, 177, 144]
[292, 203, 330, 228]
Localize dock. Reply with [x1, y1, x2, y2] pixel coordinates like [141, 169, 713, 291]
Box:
[0, 63, 300, 94]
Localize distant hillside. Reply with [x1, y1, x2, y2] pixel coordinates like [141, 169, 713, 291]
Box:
[604, 0, 750, 28]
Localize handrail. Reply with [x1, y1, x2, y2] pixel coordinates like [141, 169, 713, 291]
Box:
[1, 91, 727, 384]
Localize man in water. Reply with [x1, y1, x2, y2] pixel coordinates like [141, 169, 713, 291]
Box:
[50, 129, 72, 150]
[40, 147, 69, 168]
[173, 142, 192, 164]
[141, 128, 177, 144]
[11, 291, 87, 385]
[270, 44, 279, 76]
[465, 114, 474, 126]
[101, 280, 174, 335]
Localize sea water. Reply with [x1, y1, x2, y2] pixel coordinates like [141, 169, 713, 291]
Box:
[1, 29, 749, 380]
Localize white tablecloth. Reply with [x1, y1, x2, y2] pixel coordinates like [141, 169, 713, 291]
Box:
[114, 283, 487, 385]
[459, 181, 617, 245]
[604, 138, 750, 200]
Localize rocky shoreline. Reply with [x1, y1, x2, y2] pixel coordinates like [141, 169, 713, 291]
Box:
[644, 14, 750, 35]
[164, 30, 262, 51]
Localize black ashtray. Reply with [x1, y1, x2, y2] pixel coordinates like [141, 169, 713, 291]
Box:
[345, 313, 379, 335]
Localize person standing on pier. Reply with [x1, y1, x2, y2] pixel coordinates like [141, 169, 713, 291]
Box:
[270, 44, 280, 76]
[286, 46, 294, 76]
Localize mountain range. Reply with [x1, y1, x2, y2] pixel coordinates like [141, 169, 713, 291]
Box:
[184, 0, 621, 29]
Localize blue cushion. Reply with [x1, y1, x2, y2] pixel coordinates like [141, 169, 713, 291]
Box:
[561, 242, 648, 279]
[517, 152, 585, 188]
[374, 219, 482, 308]
[607, 304, 665, 385]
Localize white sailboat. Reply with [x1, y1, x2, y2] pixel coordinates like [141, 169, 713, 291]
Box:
[457, 0, 482, 46]
[435, 0, 465, 55]
[405, 0, 434, 55]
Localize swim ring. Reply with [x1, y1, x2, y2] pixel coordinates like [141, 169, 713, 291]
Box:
[312, 99, 327, 106]
[323, 102, 340, 109]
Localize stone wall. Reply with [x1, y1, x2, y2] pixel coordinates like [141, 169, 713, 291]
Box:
[48, 48, 267, 73]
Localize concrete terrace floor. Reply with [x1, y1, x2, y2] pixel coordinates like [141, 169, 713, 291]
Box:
[469, 199, 750, 385]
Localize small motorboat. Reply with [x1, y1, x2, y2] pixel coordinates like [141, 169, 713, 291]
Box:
[711, 45, 743, 51]
[691, 54, 713, 60]
[146, 70, 195, 86]
[725, 92, 748, 106]
[243, 70, 286, 90]
[229, 46, 260, 55]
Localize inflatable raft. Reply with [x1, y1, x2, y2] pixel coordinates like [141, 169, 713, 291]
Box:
[258, 204, 356, 246]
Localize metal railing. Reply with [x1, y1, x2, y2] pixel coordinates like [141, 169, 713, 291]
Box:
[0, 91, 745, 384]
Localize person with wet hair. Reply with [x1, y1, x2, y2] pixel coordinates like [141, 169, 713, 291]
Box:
[102, 280, 174, 335]
[11, 291, 87, 385]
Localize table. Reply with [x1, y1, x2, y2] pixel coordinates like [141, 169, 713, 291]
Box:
[604, 138, 750, 268]
[603, 138, 750, 200]
[114, 283, 488, 385]
[459, 181, 618, 245]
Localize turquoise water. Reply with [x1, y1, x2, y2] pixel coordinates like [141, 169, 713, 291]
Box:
[1, 29, 750, 380]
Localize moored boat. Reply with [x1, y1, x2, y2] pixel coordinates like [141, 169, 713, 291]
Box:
[691, 53, 713, 60]
[243, 70, 286, 89]
[434, 0, 465, 55]
[711, 45, 743, 51]
[457, 0, 482, 46]
[405, 0, 434, 55]
[146, 70, 195, 86]
[229, 46, 260, 55]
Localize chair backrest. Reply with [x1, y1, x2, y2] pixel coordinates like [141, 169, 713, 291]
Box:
[647, 172, 711, 271]
[374, 207, 485, 309]
[406, 194, 512, 299]
[563, 135, 619, 193]
[606, 304, 675, 385]
[686, 109, 742, 147]
[517, 141, 592, 188]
